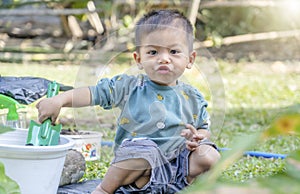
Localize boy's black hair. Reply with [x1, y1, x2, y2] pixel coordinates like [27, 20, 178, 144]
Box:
[135, 9, 194, 51]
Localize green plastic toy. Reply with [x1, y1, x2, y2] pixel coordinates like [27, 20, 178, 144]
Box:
[26, 81, 62, 146]
[0, 94, 26, 127]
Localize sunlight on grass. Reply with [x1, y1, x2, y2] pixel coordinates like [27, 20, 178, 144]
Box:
[219, 60, 300, 109]
[0, 63, 79, 86]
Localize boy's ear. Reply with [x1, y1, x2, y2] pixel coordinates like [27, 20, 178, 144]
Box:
[133, 52, 143, 70]
[187, 51, 196, 69]
[133, 51, 140, 63]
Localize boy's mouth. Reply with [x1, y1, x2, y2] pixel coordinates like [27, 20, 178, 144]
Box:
[157, 66, 171, 74]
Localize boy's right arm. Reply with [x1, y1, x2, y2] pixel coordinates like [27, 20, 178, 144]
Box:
[36, 87, 91, 124]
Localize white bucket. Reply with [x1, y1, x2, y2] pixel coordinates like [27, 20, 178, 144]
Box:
[0, 129, 74, 194]
[67, 131, 102, 161]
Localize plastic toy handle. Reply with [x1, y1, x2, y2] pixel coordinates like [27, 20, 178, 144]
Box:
[40, 82, 60, 139]
[47, 81, 60, 98]
[40, 119, 52, 139]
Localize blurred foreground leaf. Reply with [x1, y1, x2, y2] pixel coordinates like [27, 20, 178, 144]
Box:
[184, 133, 261, 193]
[285, 150, 300, 180]
[0, 163, 20, 194]
[0, 126, 20, 193]
[184, 113, 300, 194]
[258, 173, 300, 194]
[255, 150, 300, 194]
[0, 125, 15, 134]
[263, 114, 300, 138]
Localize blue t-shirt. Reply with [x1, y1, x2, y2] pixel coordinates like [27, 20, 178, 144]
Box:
[89, 74, 210, 159]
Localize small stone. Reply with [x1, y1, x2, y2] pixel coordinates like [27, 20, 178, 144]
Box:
[59, 149, 86, 186]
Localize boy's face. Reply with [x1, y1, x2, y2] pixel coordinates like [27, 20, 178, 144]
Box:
[133, 27, 196, 86]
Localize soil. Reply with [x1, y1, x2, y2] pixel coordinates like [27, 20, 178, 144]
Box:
[60, 128, 92, 135]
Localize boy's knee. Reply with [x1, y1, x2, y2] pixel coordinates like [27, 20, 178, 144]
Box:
[187, 145, 220, 182]
[114, 158, 151, 171]
[194, 144, 220, 168]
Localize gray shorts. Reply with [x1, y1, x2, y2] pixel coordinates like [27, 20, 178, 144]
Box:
[113, 138, 217, 194]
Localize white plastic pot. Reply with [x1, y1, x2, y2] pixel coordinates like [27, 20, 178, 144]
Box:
[67, 131, 102, 161]
[0, 129, 74, 194]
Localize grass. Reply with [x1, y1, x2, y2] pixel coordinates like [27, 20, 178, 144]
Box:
[1, 55, 299, 184]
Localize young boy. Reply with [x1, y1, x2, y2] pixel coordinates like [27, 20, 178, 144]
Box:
[37, 9, 220, 194]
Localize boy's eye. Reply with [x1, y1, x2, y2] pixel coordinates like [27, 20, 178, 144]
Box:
[170, 50, 179, 54]
[147, 50, 157, 55]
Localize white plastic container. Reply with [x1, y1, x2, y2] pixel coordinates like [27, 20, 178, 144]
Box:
[67, 131, 102, 161]
[0, 109, 8, 126]
[0, 129, 74, 194]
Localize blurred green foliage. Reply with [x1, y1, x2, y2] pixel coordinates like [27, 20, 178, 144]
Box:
[198, 6, 300, 41]
[184, 113, 300, 194]
[0, 126, 20, 194]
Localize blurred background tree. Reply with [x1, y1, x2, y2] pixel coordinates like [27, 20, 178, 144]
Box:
[1, 0, 299, 47]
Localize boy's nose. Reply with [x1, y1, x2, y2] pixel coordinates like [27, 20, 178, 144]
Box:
[158, 52, 171, 64]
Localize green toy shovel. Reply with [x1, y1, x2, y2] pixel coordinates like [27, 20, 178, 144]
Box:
[26, 81, 62, 146]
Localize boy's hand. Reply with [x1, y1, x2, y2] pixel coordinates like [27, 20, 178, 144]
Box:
[180, 124, 207, 151]
[36, 96, 62, 124]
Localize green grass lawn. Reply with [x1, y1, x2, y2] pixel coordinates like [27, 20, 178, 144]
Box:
[1, 56, 299, 185]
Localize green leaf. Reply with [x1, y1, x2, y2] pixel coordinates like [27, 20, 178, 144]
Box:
[0, 162, 21, 194]
[184, 132, 261, 193]
[0, 125, 15, 134]
[263, 114, 300, 138]
[123, 15, 133, 28]
[285, 150, 300, 180]
[258, 173, 300, 194]
[0, 127, 20, 193]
